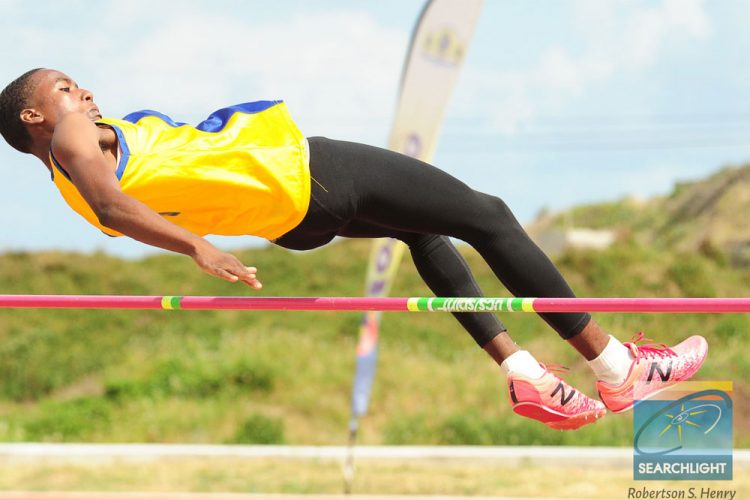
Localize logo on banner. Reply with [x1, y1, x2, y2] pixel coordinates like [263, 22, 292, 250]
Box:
[403, 133, 423, 158]
[421, 27, 465, 66]
[633, 381, 733, 481]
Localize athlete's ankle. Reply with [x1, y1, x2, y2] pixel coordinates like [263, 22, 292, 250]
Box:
[500, 350, 545, 379]
[587, 335, 634, 385]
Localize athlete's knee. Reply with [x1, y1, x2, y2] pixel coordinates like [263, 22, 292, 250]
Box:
[463, 193, 523, 241]
[480, 193, 517, 221]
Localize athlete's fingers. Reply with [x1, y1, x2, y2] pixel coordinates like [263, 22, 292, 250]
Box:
[214, 268, 240, 282]
[233, 267, 257, 280]
[239, 274, 263, 289]
[246, 279, 263, 290]
[221, 264, 262, 289]
[191, 247, 261, 287]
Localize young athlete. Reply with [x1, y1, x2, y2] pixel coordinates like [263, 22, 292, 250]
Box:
[0, 68, 709, 430]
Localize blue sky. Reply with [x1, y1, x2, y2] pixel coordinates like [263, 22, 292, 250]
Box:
[1, 0, 749, 258]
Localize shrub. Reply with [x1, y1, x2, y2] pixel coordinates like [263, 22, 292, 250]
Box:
[713, 315, 748, 341]
[668, 256, 716, 297]
[0, 328, 98, 401]
[23, 397, 111, 441]
[437, 412, 488, 445]
[383, 414, 432, 444]
[105, 358, 274, 400]
[229, 413, 284, 444]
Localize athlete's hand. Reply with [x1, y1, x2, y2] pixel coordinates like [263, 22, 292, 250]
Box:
[190, 241, 263, 289]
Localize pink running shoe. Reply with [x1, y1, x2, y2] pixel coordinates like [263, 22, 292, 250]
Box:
[597, 332, 708, 413]
[508, 365, 607, 431]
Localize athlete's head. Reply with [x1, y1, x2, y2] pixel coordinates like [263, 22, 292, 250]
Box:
[0, 68, 101, 154]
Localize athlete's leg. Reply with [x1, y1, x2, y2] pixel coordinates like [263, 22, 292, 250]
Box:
[300, 137, 606, 350]
[345, 221, 606, 429]
[329, 138, 708, 415]
[277, 137, 708, 420]
[338, 221, 518, 358]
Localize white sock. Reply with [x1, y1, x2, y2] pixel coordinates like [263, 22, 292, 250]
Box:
[587, 335, 635, 385]
[500, 350, 545, 379]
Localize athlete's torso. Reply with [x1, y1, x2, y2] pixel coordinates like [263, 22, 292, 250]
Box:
[49, 101, 311, 240]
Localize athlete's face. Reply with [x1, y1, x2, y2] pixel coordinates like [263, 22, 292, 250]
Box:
[21, 69, 101, 131]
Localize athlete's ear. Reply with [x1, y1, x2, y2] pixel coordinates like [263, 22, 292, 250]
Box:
[19, 107, 43, 125]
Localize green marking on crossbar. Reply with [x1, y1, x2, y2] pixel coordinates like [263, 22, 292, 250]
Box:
[161, 296, 182, 310]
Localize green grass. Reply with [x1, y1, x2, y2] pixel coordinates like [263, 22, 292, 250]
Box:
[0, 236, 748, 447]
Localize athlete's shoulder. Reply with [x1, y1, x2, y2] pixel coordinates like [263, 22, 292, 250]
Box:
[52, 113, 100, 154]
[55, 112, 98, 134]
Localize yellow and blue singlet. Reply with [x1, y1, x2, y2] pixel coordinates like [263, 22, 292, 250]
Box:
[49, 101, 311, 240]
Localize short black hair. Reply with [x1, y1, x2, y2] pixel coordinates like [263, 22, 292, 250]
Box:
[0, 68, 44, 153]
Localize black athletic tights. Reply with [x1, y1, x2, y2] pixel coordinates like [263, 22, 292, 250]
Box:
[274, 137, 591, 347]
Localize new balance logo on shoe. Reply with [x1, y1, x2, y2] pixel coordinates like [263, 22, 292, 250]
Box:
[646, 361, 673, 382]
[507, 367, 606, 430]
[509, 381, 518, 404]
[551, 381, 576, 406]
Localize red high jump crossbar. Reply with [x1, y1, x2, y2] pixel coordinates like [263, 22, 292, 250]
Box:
[0, 295, 749, 313]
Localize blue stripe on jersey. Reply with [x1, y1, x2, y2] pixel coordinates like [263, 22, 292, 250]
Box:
[121, 100, 282, 133]
[49, 150, 71, 181]
[122, 109, 186, 127]
[105, 124, 131, 180]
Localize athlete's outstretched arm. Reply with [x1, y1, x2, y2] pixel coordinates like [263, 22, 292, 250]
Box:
[50, 113, 262, 289]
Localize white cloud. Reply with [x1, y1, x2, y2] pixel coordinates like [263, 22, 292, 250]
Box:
[664, 0, 713, 37]
[535, 46, 586, 97]
[574, 0, 712, 70]
[469, 0, 715, 134]
[87, 6, 407, 143]
[1, 2, 407, 141]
